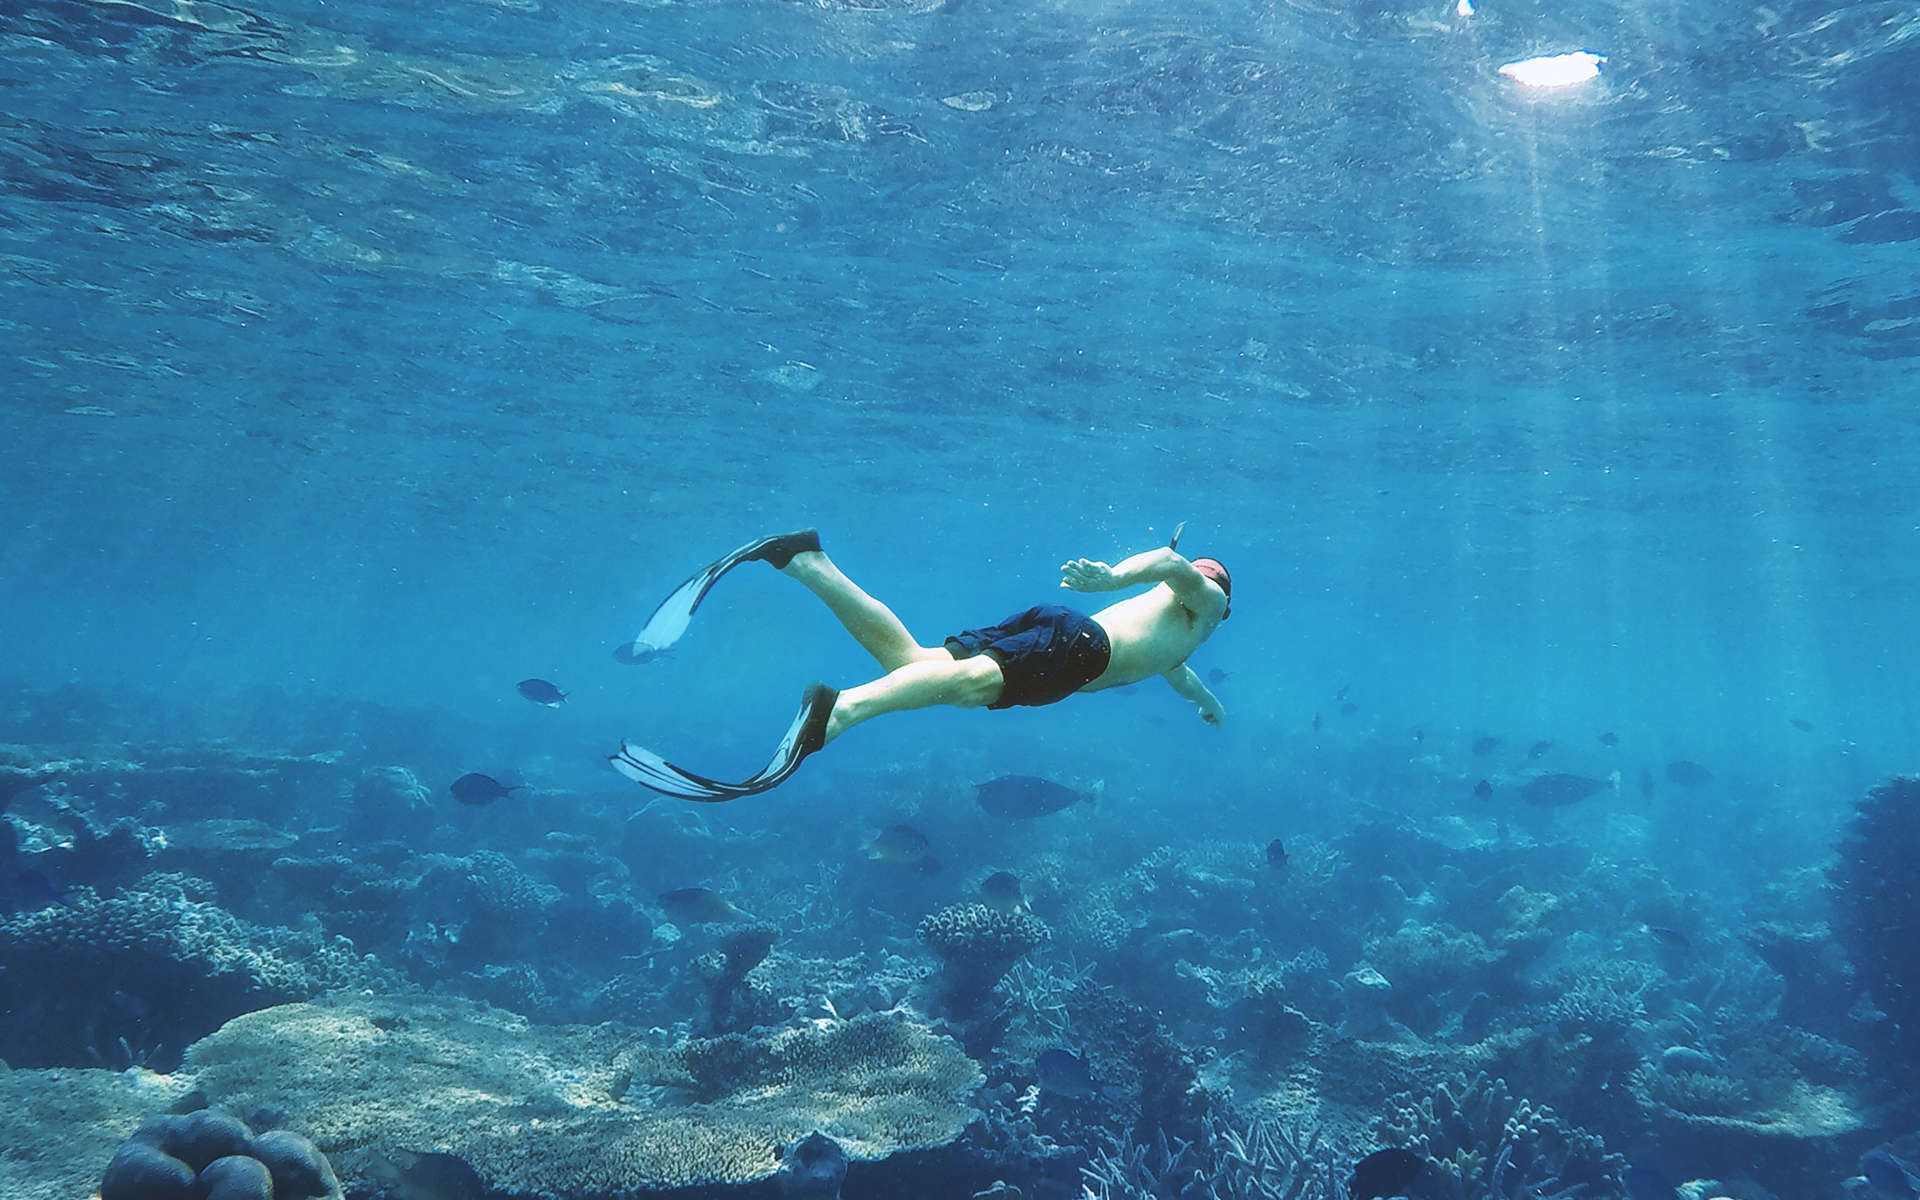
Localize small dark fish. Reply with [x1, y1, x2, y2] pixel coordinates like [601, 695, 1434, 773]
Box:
[1338, 702, 1358, 717]
[1598, 731, 1620, 747]
[1335, 684, 1350, 702]
[1624, 1164, 1681, 1200]
[1472, 779, 1493, 802]
[516, 678, 566, 707]
[978, 870, 1028, 914]
[1790, 717, 1815, 733]
[1527, 739, 1553, 760]
[1637, 768, 1655, 799]
[1412, 727, 1424, 744]
[1471, 736, 1500, 756]
[449, 773, 525, 806]
[1349, 1147, 1445, 1200]
[1664, 759, 1714, 788]
[1035, 1048, 1097, 1098]
[975, 775, 1089, 819]
[658, 886, 747, 925]
[11, 868, 71, 909]
[373, 1148, 486, 1200]
[1521, 772, 1613, 808]
[1862, 1147, 1920, 1200]
[1205, 667, 1229, 686]
[1265, 838, 1288, 869]
[1311, 712, 1322, 731]
[1647, 926, 1692, 952]
[867, 824, 936, 870]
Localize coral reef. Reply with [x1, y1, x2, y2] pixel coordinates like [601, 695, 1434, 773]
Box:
[1080, 1114, 1340, 1200]
[919, 903, 1050, 1017]
[1372, 1072, 1623, 1199]
[0, 873, 397, 1069]
[0, 1067, 194, 1200]
[697, 923, 786, 1035]
[182, 993, 983, 1192]
[103, 1110, 343, 1200]
[1829, 776, 1920, 1055]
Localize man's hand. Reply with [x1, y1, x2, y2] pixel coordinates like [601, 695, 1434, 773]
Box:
[1060, 559, 1122, 592]
[1198, 698, 1225, 726]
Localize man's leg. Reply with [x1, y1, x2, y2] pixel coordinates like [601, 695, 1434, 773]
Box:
[823, 655, 1004, 744]
[779, 550, 951, 672]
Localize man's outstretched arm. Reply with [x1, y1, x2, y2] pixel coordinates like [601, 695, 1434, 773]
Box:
[1163, 665, 1225, 725]
[1060, 546, 1222, 615]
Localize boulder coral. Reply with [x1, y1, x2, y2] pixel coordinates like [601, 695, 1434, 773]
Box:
[181, 993, 983, 1193]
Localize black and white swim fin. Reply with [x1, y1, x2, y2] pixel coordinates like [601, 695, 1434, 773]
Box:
[609, 683, 837, 802]
[613, 529, 820, 664]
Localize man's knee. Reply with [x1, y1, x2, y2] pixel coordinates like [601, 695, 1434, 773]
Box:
[952, 655, 1005, 708]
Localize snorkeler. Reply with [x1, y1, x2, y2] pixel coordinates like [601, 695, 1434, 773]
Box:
[608, 527, 1231, 801]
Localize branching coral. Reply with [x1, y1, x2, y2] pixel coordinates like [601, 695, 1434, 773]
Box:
[1081, 1114, 1340, 1200]
[1373, 1072, 1623, 1200]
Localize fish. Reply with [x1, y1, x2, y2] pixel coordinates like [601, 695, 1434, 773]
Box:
[1412, 727, 1424, 744]
[1637, 768, 1655, 799]
[516, 678, 567, 707]
[657, 886, 748, 924]
[448, 773, 526, 806]
[369, 1148, 486, 1200]
[1520, 772, 1614, 808]
[1664, 760, 1714, 788]
[1035, 1048, 1097, 1098]
[1205, 667, 1229, 686]
[1790, 717, 1816, 733]
[1472, 779, 1493, 802]
[1265, 838, 1288, 869]
[867, 824, 937, 871]
[975, 775, 1089, 819]
[1471, 736, 1500, 756]
[1527, 740, 1553, 760]
[1647, 925, 1692, 952]
[1598, 731, 1620, 747]
[978, 870, 1028, 914]
[1862, 1147, 1920, 1200]
[1335, 684, 1350, 702]
[1623, 1164, 1681, 1200]
[1348, 1147, 1444, 1200]
[11, 868, 71, 910]
[1311, 712, 1322, 731]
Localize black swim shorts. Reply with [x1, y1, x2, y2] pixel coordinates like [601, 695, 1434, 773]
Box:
[945, 605, 1112, 709]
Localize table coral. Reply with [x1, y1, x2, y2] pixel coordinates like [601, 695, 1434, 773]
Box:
[181, 993, 983, 1194]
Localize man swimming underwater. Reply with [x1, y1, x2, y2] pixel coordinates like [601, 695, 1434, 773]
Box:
[609, 527, 1231, 801]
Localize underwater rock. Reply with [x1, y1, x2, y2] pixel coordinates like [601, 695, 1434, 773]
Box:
[100, 1140, 196, 1200]
[181, 994, 982, 1193]
[1340, 966, 1396, 1038]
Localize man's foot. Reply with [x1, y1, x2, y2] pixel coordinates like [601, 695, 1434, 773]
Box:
[796, 682, 839, 756]
[743, 528, 821, 570]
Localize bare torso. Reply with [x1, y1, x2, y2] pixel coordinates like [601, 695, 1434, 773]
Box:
[1082, 585, 1220, 691]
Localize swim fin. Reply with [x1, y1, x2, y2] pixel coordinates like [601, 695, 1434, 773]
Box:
[609, 683, 838, 802]
[614, 529, 819, 664]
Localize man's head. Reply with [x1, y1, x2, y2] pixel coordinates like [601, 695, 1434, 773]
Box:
[1191, 557, 1231, 619]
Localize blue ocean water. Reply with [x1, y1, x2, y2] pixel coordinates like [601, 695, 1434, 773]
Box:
[3, 0, 1918, 1192]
